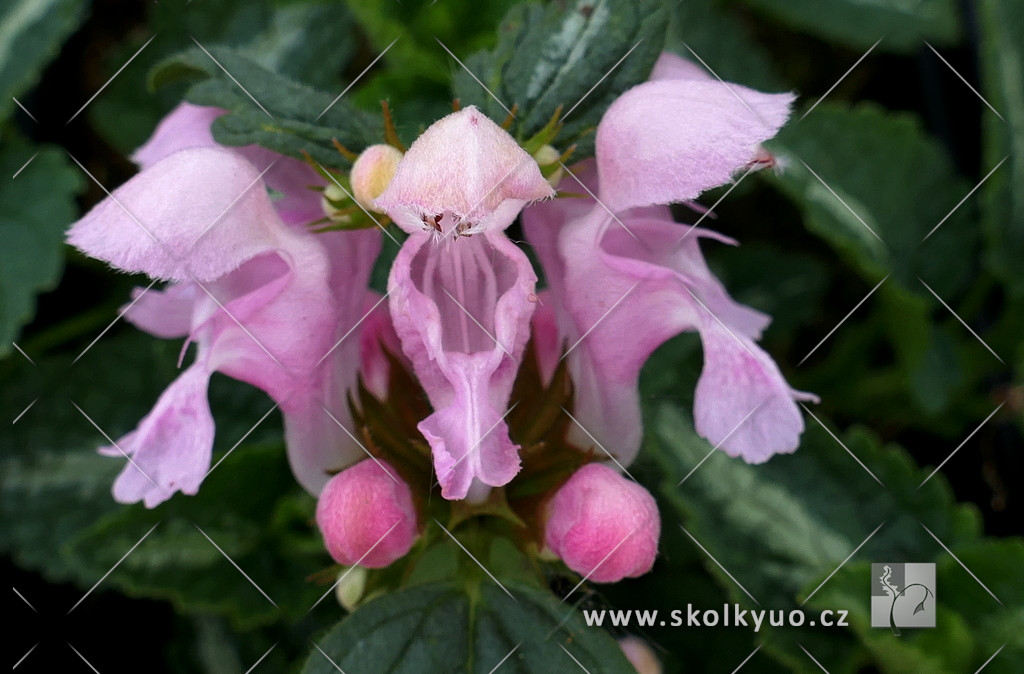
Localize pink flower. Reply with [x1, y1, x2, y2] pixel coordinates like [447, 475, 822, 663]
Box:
[315, 459, 419, 568]
[543, 463, 659, 583]
[68, 104, 381, 506]
[374, 106, 554, 501]
[523, 53, 815, 466]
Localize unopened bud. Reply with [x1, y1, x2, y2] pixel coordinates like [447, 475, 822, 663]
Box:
[315, 459, 418, 568]
[321, 181, 352, 223]
[333, 565, 368, 612]
[543, 463, 659, 583]
[533, 144, 564, 188]
[351, 144, 403, 212]
[618, 636, 662, 674]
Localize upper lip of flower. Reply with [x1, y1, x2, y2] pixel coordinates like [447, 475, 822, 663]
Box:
[374, 105, 555, 237]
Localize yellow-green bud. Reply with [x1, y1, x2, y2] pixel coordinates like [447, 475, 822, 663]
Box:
[321, 181, 352, 223]
[533, 144, 563, 188]
[333, 565, 368, 612]
[350, 144, 404, 212]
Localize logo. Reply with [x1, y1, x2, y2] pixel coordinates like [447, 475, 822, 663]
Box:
[870, 562, 936, 635]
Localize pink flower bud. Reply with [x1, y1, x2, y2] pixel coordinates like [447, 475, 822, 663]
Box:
[315, 459, 418, 568]
[543, 463, 659, 583]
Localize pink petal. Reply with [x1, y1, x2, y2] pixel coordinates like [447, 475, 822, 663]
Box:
[131, 103, 223, 168]
[529, 293, 561, 385]
[123, 282, 199, 339]
[359, 291, 404, 401]
[533, 206, 779, 465]
[544, 463, 660, 583]
[388, 231, 536, 500]
[201, 248, 330, 397]
[549, 208, 697, 464]
[595, 79, 795, 211]
[132, 103, 325, 227]
[693, 319, 817, 463]
[282, 393, 359, 497]
[649, 51, 709, 82]
[104, 361, 214, 508]
[236, 145, 327, 226]
[67, 147, 294, 282]
[198, 243, 350, 496]
[282, 288, 384, 496]
[375, 106, 554, 236]
[274, 230, 385, 494]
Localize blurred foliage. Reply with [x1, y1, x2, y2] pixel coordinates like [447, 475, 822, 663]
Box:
[978, 0, 1024, 295]
[0, 138, 82, 357]
[2, 0, 1022, 672]
[89, 0, 359, 154]
[738, 0, 962, 53]
[0, 0, 87, 122]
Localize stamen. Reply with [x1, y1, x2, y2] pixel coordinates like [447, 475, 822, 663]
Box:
[381, 101, 407, 152]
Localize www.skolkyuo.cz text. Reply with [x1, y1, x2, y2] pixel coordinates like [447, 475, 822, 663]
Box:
[583, 605, 850, 632]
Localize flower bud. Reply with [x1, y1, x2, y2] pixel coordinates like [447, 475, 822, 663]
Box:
[543, 463, 659, 583]
[533, 144, 564, 188]
[315, 459, 418, 568]
[320, 181, 352, 223]
[618, 636, 662, 674]
[350, 144, 403, 212]
[333, 565, 367, 612]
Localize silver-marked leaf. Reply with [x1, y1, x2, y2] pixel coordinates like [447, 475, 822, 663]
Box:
[151, 46, 380, 169]
[302, 581, 634, 674]
[452, 0, 667, 157]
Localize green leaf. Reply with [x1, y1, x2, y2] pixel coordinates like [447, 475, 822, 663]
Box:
[90, 0, 358, 153]
[65, 442, 327, 629]
[344, 0, 521, 84]
[767, 104, 997, 417]
[152, 45, 381, 169]
[739, 0, 961, 53]
[649, 403, 980, 611]
[1, 326, 325, 628]
[0, 139, 83, 358]
[665, 0, 786, 90]
[0, 0, 87, 122]
[302, 581, 635, 673]
[0, 334, 182, 580]
[0, 332, 288, 594]
[711, 242, 830, 340]
[768, 103, 975, 298]
[645, 396, 1024, 671]
[242, 1, 357, 89]
[806, 539, 1024, 673]
[452, 0, 667, 157]
[979, 0, 1024, 295]
[935, 540, 1024, 673]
